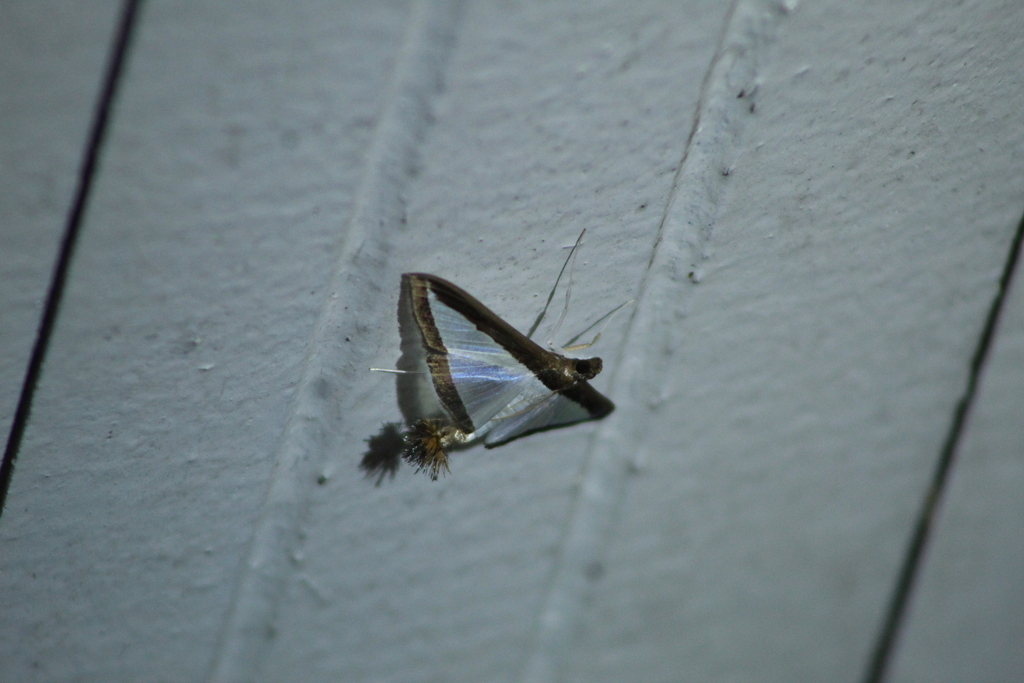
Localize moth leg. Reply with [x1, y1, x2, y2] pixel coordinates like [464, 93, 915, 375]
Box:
[561, 299, 633, 351]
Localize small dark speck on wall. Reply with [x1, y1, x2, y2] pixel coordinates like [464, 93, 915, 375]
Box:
[584, 561, 605, 581]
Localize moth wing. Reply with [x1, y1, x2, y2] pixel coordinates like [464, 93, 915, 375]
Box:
[428, 291, 554, 428]
[402, 273, 614, 446]
[396, 278, 448, 424]
[481, 389, 598, 446]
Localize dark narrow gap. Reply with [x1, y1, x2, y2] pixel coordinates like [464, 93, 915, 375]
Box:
[862, 207, 1024, 683]
[0, 0, 141, 517]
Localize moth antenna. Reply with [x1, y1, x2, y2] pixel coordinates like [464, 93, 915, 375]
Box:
[369, 367, 419, 374]
[545, 231, 585, 348]
[562, 299, 633, 351]
[527, 228, 585, 340]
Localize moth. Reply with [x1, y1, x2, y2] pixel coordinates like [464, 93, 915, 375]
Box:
[391, 269, 615, 480]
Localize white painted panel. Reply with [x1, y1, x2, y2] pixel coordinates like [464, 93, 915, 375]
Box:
[890, 233, 1024, 682]
[257, 2, 732, 682]
[0, 1, 411, 681]
[2, 0, 1021, 682]
[567, 1, 1024, 682]
[0, 0, 121, 438]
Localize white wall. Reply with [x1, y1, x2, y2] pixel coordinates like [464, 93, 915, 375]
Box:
[1, 1, 1021, 682]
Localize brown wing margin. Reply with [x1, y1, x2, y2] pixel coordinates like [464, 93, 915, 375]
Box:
[407, 273, 563, 381]
[561, 381, 615, 420]
[402, 274, 476, 433]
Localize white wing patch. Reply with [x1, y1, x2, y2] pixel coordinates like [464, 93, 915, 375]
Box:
[428, 292, 550, 429]
[428, 291, 595, 444]
[481, 392, 594, 446]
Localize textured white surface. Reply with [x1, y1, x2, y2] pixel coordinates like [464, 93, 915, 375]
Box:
[570, 2, 1024, 681]
[890, 233, 1024, 683]
[1, 0, 1023, 682]
[0, 0, 121, 439]
[0, 1, 412, 680]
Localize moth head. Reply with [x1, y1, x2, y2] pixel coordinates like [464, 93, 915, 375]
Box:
[572, 357, 603, 380]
